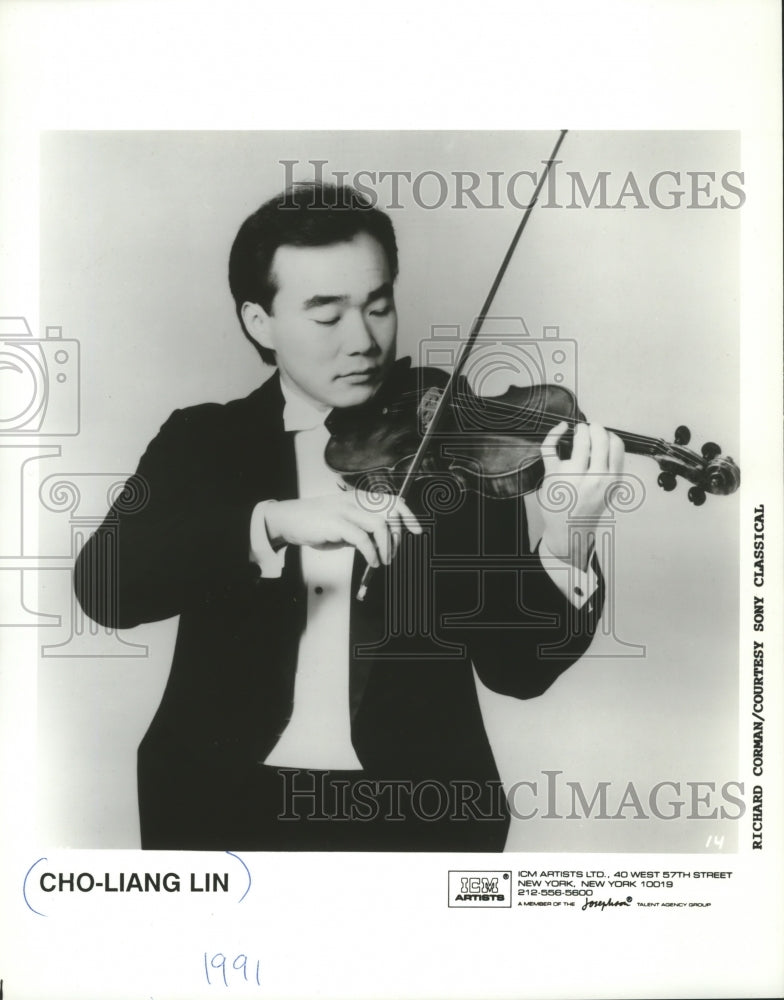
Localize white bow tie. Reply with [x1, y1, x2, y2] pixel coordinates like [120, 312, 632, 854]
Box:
[281, 385, 331, 433]
[282, 391, 346, 492]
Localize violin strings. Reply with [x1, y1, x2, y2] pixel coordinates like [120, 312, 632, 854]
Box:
[373, 389, 704, 464]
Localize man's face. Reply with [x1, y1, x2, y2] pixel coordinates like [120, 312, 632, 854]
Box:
[247, 232, 397, 409]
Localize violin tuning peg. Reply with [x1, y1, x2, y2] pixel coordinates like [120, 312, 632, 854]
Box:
[674, 425, 691, 446]
[657, 471, 677, 492]
[688, 486, 707, 506]
[701, 441, 721, 460]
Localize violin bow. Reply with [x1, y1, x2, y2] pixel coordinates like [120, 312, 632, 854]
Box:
[357, 129, 569, 600]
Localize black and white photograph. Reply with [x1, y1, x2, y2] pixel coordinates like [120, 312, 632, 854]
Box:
[0, 3, 781, 999]
[36, 129, 743, 855]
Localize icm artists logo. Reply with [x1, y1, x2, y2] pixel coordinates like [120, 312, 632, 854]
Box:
[448, 870, 512, 908]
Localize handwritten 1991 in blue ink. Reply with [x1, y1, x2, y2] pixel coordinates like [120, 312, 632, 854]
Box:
[203, 952, 261, 988]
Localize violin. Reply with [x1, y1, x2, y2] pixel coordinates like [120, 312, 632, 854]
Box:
[324, 130, 741, 600]
[326, 358, 740, 601]
[326, 357, 740, 505]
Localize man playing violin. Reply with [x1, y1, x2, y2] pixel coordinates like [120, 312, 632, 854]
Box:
[75, 182, 624, 851]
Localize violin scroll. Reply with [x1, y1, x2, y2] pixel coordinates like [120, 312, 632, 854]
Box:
[652, 426, 740, 502]
[704, 453, 741, 495]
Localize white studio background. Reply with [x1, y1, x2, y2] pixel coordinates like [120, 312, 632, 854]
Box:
[37, 129, 740, 852]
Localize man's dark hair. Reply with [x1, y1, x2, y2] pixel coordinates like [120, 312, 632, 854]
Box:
[229, 182, 399, 366]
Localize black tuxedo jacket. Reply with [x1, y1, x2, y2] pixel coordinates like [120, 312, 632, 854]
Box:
[75, 365, 603, 850]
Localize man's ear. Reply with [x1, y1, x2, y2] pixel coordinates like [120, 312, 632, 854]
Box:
[241, 301, 274, 352]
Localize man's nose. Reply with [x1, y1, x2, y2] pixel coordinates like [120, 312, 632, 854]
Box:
[342, 308, 377, 354]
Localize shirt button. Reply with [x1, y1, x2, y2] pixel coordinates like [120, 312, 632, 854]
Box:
[574, 585, 584, 597]
[315, 586, 324, 595]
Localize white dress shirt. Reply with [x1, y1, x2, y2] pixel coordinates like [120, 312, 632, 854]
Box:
[254, 379, 597, 770]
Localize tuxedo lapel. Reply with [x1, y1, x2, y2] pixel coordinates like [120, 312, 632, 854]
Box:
[239, 372, 298, 502]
